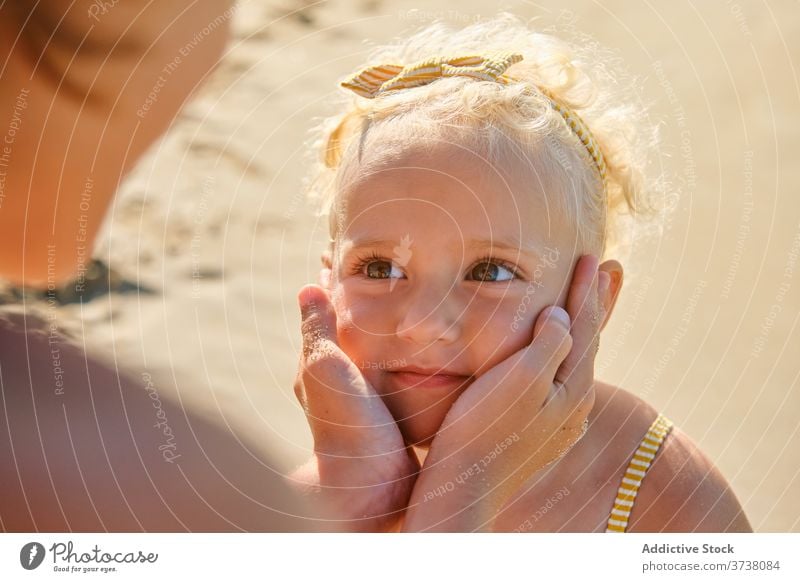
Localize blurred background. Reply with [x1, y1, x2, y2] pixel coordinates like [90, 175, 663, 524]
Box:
[6, 0, 797, 531]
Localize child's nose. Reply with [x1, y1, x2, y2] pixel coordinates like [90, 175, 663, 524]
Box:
[395, 285, 462, 345]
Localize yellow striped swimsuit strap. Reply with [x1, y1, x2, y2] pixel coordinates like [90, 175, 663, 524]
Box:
[605, 413, 674, 533]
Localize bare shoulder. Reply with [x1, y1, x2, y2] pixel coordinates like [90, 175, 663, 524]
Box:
[596, 385, 754, 533]
[586, 381, 662, 462]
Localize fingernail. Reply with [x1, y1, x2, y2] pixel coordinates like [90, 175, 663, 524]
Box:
[547, 307, 571, 330]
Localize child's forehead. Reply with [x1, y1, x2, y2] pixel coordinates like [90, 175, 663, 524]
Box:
[341, 137, 540, 203]
[331, 119, 578, 242]
[340, 150, 566, 235]
[337, 160, 570, 247]
[343, 115, 572, 193]
[356, 122, 515, 169]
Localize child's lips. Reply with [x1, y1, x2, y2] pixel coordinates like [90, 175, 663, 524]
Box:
[388, 368, 473, 390]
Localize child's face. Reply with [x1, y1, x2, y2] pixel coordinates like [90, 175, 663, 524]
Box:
[322, 143, 579, 447]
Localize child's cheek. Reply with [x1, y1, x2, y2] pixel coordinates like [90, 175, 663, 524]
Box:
[329, 286, 381, 363]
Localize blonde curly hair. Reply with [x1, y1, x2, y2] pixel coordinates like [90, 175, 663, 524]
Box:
[302, 12, 662, 259]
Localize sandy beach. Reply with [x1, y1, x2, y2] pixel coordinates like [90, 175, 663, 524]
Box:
[7, 0, 798, 531]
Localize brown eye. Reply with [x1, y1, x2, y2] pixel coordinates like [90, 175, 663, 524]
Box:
[362, 260, 404, 279]
[468, 261, 515, 282]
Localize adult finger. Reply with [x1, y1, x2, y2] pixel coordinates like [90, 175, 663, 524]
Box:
[529, 305, 573, 379]
[494, 305, 572, 398]
[529, 305, 573, 408]
[559, 254, 603, 391]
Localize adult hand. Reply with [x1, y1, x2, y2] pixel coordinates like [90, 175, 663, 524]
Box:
[290, 284, 420, 531]
[402, 254, 609, 531]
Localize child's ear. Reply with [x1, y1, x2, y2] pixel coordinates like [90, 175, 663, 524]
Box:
[319, 244, 333, 289]
[598, 259, 623, 332]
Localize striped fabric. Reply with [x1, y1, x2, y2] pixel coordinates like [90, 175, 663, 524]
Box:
[339, 52, 608, 187]
[605, 413, 674, 533]
[340, 52, 523, 98]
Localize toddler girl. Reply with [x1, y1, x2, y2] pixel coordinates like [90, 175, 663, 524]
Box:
[290, 12, 751, 533]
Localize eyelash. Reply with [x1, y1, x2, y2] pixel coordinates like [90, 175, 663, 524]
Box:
[474, 254, 523, 279]
[349, 251, 387, 277]
[348, 252, 522, 280]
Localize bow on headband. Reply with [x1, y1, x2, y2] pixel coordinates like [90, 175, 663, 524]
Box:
[340, 52, 523, 98]
[339, 52, 607, 187]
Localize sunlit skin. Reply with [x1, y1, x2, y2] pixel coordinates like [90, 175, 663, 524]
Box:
[321, 141, 616, 447]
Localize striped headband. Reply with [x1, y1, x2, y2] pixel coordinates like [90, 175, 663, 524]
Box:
[340, 51, 608, 187]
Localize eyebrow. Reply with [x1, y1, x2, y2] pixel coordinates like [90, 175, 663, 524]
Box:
[466, 237, 536, 254]
[345, 236, 540, 258]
